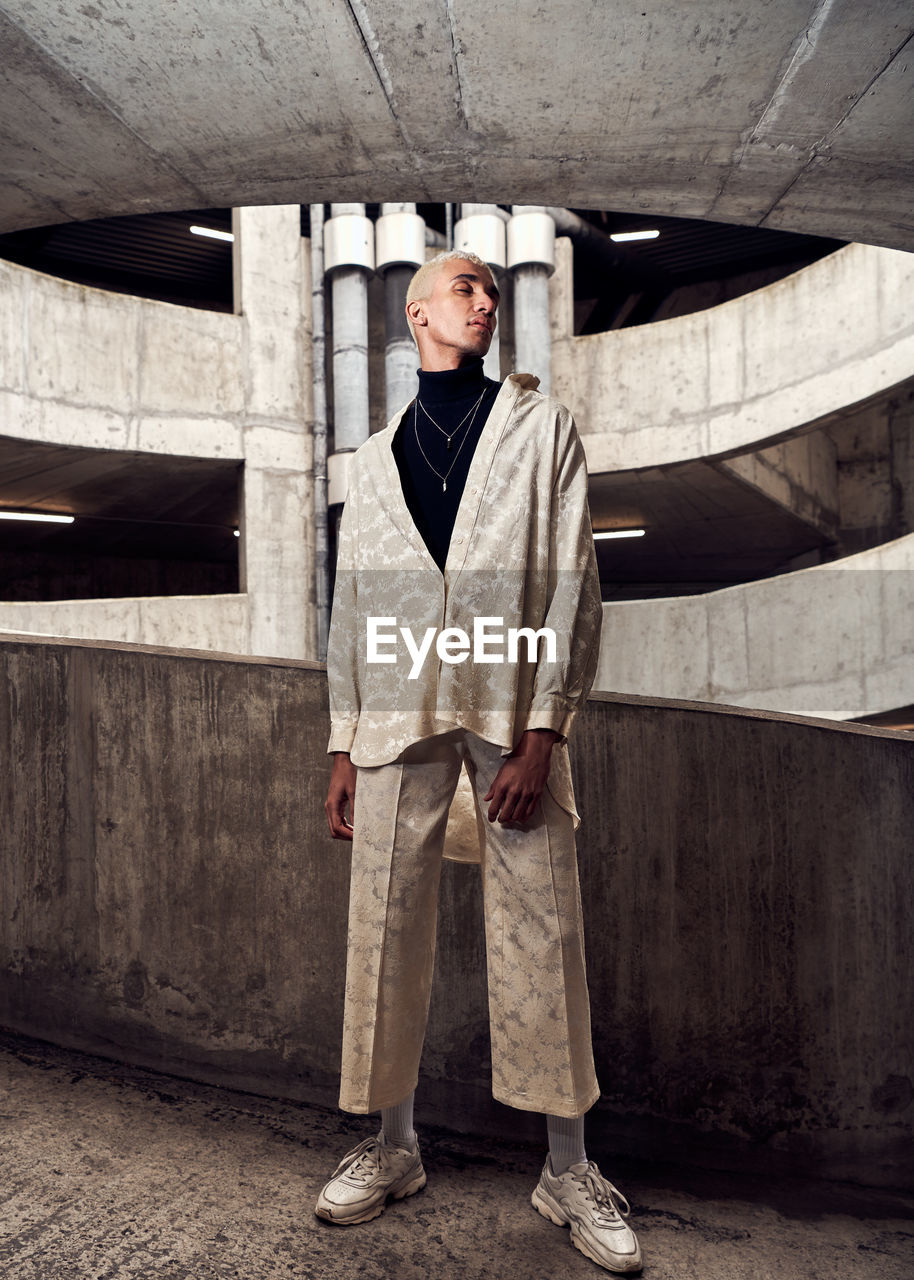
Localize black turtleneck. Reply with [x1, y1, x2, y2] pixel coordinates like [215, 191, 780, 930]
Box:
[392, 357, 501, 571]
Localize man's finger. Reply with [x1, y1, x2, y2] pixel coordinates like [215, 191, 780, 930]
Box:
[497, 788, 525, 824]
[487, 785, 507, 822]
[326, 785, 355, 839]
[331, 808, 354, 840]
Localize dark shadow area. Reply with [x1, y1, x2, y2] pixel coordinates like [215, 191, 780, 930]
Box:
[0, 435, 241, 600]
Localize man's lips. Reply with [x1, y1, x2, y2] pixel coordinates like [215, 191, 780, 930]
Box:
[470, 320, 492, 332]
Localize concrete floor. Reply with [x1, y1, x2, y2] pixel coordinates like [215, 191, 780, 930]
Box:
[1, 1032, 912, 1280]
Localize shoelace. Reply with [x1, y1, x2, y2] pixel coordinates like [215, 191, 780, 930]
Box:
[332, 1136, 387, 1185]
[569, 1162, 632, 1225]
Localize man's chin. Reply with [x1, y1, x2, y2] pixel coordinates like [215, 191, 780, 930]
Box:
[467, 330, 494, 354]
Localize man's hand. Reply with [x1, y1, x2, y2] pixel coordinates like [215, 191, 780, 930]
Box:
[325, 752, 357, 840]
[483, 729, 560, 825]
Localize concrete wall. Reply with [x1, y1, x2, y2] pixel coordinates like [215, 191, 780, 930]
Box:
[551, 243, 914, 473]
[826, 380, 914, 553]
[595, 531, 914, 720]
[0, 206, 315, 661]
[0, 595, 249, 653]
[719, 429, 840, 538]
[2, 634, 911, 1188]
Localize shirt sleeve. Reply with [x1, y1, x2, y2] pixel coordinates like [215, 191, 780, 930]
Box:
[523, 411, 603, 742]
[326, 468, 361, 755]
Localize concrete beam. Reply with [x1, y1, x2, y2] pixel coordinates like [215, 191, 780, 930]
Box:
[0, 3, 910, 249]
[552, 243, 914, 473]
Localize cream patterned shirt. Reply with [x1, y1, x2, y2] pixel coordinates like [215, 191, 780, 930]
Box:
[326, 372, 603, 858]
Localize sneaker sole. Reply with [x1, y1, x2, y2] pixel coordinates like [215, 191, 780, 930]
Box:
[316, 1168, 427, 1226]
[531, 1185, 643, 1274]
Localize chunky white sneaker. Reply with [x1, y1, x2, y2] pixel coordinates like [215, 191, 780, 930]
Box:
[532, 1157, 643, 1273]
[314, 1134, 426, 1225]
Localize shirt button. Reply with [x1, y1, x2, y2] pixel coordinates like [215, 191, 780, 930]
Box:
[471, 487, 478, 494]
[454, 536, 464, 544]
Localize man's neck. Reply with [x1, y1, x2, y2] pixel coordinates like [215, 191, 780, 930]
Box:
[418, 350, 484, 373]
[416, 357, 487, 406]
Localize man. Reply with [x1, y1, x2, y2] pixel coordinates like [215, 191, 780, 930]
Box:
[316, 249, 642, 1274]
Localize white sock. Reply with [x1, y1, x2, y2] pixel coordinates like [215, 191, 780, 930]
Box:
[547, 1113, 587, 1174]
[380, 1091, 417, 1152]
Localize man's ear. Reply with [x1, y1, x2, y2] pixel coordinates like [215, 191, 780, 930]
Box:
[406, 300, 426, 328]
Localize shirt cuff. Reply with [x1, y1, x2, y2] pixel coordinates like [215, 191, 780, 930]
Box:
[327, 720, 358, 755]
[523, 696, 576, 742]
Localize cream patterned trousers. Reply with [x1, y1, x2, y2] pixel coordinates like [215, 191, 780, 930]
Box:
[339, 728, 601, 1119]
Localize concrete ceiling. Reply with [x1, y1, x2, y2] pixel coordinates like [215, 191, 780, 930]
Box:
[590, 459, 832, 597]
[1, 2, 911, 248]
[0, 435, 240, 575]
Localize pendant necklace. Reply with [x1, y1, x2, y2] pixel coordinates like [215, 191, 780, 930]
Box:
[413, 388, 487, 492]
[416, 388, 485, 451]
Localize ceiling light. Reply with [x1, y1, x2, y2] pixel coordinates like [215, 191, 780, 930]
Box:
[0, 510, 75, 524]
[190, 225, 235, 243]
[594, 528, 646, 540]
[610, 230, 660, 243]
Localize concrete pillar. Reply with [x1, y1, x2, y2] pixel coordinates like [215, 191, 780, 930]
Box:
[231, 206, 314, 661]
[453, 204, 507, 381]
[376, 203, 425, 418]
[509, 207, 556, 393]
[325, 203, 374, 453]
[309, 203, 330, 663]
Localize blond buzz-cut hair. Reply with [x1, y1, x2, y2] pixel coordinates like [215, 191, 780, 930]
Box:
[405, 249, 495, 346]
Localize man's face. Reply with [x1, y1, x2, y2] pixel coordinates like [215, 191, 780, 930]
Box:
[411, 259, 499, 364]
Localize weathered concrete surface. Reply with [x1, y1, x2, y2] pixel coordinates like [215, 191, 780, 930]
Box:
[0, 207, 315, 659]
[0, 3, 911, 251]
[594, 531, 914, 720]
[551, 243, 914, 472]
[0, 595, 250, 654]
[2, 1033, 913, 1280]
[1, 634, 912, 1189]
[827, 381, 914, 553]
[719, 429, 840, 538]
[233, 205, 315, 661]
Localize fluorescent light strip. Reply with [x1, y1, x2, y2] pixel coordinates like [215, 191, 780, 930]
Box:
[610, 230, 660, 243]
[594, 528, 645, 540]
[0, 510, 75, 524]
[190, 225, 235, 243]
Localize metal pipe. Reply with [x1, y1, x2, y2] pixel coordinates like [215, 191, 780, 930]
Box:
[509, 206, 555, 393]
[460, 203, 510, 223]
[384, 264, 417, 417]
[529, 206, 618, 259]
[513, 263, 551, 392]
[378, 203, 423, 417]
[454, 203, 504, 380]
[309, 204, 330, 662]
[328, 202, 370, 453]
[330, 270, 369, 451]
